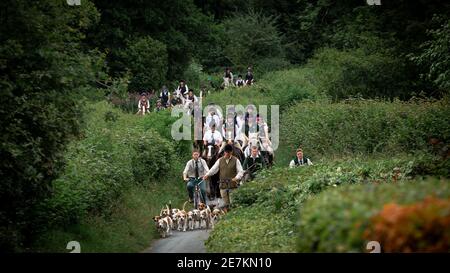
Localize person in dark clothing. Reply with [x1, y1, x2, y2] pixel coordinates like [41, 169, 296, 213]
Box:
[242, 145, 265, 183]
[289, 148, 313, 168]
[245, 70, 254, 86]
[176, 80, 189, 98]
[223, 67, 234, 88]
[159, 85, 170, 108]
[236, 75, 245, 87]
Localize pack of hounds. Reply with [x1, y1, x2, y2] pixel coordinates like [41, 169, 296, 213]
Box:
[152, 201, 226, 238]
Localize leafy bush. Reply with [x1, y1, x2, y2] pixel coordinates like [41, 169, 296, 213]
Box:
[411, 15, 450, 93]
[222, 11, 286, 72]
[138, 110, 192, 158]
[363, 196, 450, 252]
[235, 155, 447, 211]
[0, 0, 103, 251]
[280, 98, 450, 161]
[121, 36, 168, 92]
[36, 102, 176, 230]
[206, 206, 294, 253]
[131, 129, 175, 184]
[207, 155, 447, 252]
[203, 67, 324, 111]
[296, 178, 450, 252]
[252, 57, 292, 76]
[183, 61, 205, 91]
[308, 48, 413, 100]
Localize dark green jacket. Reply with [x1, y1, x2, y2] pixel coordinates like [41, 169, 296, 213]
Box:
[243, 155, 265, 176]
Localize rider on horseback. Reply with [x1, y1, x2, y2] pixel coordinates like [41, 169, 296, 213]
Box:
[219, 112, 243, 154]
[223, 67, 234, 89]
[236, 75, 245, 87]
[170, 91, 183, 108]
[176, 80, 189, 98]
[159, 85, 170, 108]
[245, 67, 254, 86]
[203, 123, 223, 148]
[137, 94, 150, 115]
[205, 106, 221, 131]
[184, 89, 198, 115]
[242, 145, 265, 183]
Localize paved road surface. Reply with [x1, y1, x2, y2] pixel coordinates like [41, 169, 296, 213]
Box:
[144, 229, 210, 253]
[143, 198, 223, 253]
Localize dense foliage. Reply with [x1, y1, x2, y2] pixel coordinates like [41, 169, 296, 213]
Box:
[37, 102, 176, 230]
[1, 0, 449, 252]
[120, 36, 168, 92]
[221, 11, 288, 73]
[411, 15, 450, 93]
[296, 179, 450, 252]
[280, 99, 450, 160]
[206, 154, 450, 252]
[0, 0, 104, 251]
[363, 196, 450, 252]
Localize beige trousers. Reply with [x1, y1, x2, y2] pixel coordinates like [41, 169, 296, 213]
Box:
[220, 188, 235, 207]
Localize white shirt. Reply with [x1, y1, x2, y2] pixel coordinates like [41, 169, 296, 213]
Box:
[183, 158, 210, 178]
[138, 99, 150, 110]
[236, 115, 244, 128]
[257, 122, 270, 140]
[176, 85, 189, 97]
[205, 114, 220, 129]
[244, 146, 252, 157]
[159, 90, 169, 98]
[205, 156, 244, 180]
[222, 123, 240, 141]
[185, 95, 198, 103]
[289, 157, 313, 168]
[203, 130, 223, 144]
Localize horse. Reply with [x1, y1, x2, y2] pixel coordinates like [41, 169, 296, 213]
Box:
[203, 143, 220, 200]
[242, 137, 274, 167]
[137, 104, 149, 116]
[136, 97, 150, 116]
[192, 115, 205, 155]
[193, 139, 204, 156]
[260, 150, 274, 167]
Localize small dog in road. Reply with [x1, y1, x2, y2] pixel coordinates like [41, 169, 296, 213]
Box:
[211, 208, 226, 228]
[187, 211, 195, 230]
[191, 209, 202, 229]
[153, 215, 173, 238]
[199, 205, 212, 229]
[175, 201, 189, 232]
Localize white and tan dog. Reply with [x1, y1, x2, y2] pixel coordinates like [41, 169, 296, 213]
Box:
[159, 205, 171, 218]
[191, 209, 202, 229]
[187, 211, 195, 230]
[211, 208, 226, 228]
[171, 208, 179, 230]
[199, 205, 212, 229]
[175, 201, 189, 232]
[153, 215, 173, 238]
